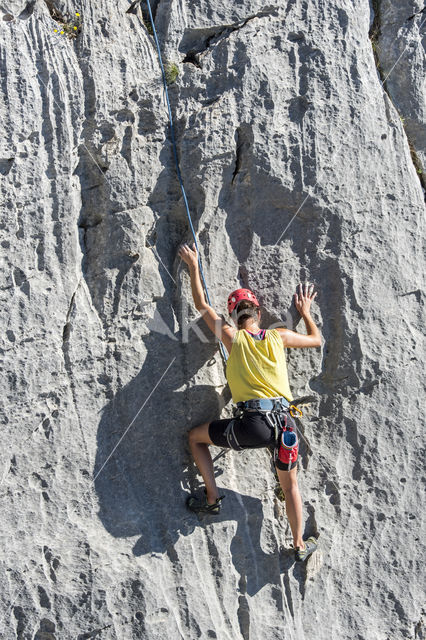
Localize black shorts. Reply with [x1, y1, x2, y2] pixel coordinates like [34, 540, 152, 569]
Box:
[208, 412, 297, 471]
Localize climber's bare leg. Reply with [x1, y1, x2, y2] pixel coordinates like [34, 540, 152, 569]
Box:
[188, 423, 219, 504]
[276, 465, 305, 550]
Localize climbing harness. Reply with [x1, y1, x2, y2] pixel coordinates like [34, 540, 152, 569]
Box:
[224, 396, 303, 464]
[211, 395, 312, 462]
[223, 419, 243, 451]
[143, 0, 228, 363]
[245, 397, 300, 466]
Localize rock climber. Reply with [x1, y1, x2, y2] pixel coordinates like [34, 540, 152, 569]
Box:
[178, 242, 322, 562]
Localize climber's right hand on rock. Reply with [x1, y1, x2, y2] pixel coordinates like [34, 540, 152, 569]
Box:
[178, 242, 198, 269]
[294, 282, 317, 316]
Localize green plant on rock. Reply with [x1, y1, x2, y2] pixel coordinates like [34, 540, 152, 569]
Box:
[138, 3, 154, 35]
[369, 0, 384, 81]
[165, 62, 179, 85]
[274, 483, 285, 502]
[407, 138, 425, 186]
[52, 9, 82, 39]
[143, 16, 154, 35]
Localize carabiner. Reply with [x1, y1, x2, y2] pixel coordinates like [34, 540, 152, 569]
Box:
[289, 404, 303, 418]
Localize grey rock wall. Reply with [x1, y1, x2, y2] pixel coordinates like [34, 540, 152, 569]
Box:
[0, 0, 425, 639]
[376, 0, 426, 174]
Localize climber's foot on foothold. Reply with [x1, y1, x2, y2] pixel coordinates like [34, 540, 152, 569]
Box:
[294, 536, 318, 562]
[186, 493, 224, 515]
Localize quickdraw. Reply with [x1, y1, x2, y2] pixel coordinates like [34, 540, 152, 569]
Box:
[262, 406, 299, 465]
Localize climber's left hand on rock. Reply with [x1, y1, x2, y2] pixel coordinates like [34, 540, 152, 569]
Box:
[178, 242, 198, 269]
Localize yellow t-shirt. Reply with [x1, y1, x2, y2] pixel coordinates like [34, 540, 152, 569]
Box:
[226, 329, 293, 404]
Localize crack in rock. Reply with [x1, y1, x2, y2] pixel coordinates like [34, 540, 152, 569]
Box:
[181, 7, 279, 65]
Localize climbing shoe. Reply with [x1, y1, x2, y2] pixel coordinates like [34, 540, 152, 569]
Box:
[294, 536, 318, 562]
[186, 492, 225, 515]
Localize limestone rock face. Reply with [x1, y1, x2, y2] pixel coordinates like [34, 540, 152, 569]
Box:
[0, 1, 424, 639]
[376, 0, 426, 174]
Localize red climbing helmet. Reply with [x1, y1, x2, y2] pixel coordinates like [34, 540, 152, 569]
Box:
[227, 288, 260, 315]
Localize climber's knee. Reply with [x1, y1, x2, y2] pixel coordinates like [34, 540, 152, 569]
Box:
[188, 422, 212, 446]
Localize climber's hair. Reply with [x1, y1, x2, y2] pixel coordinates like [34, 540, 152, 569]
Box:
[232, 300, 260, 328]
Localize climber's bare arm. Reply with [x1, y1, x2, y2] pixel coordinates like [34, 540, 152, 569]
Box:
[178, 243, 236, 353]
[197, 305, 236, 353]
[276, 283, 322, 348]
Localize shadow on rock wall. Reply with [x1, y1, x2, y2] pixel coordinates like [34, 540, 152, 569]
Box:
[93, 297, 305, 596]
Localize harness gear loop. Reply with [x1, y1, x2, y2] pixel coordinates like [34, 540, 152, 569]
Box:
[224, 419, 244, 451]
[264, 410, 280, 444]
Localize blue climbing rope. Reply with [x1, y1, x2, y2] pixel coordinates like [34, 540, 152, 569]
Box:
[145, 0, 228, 362]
